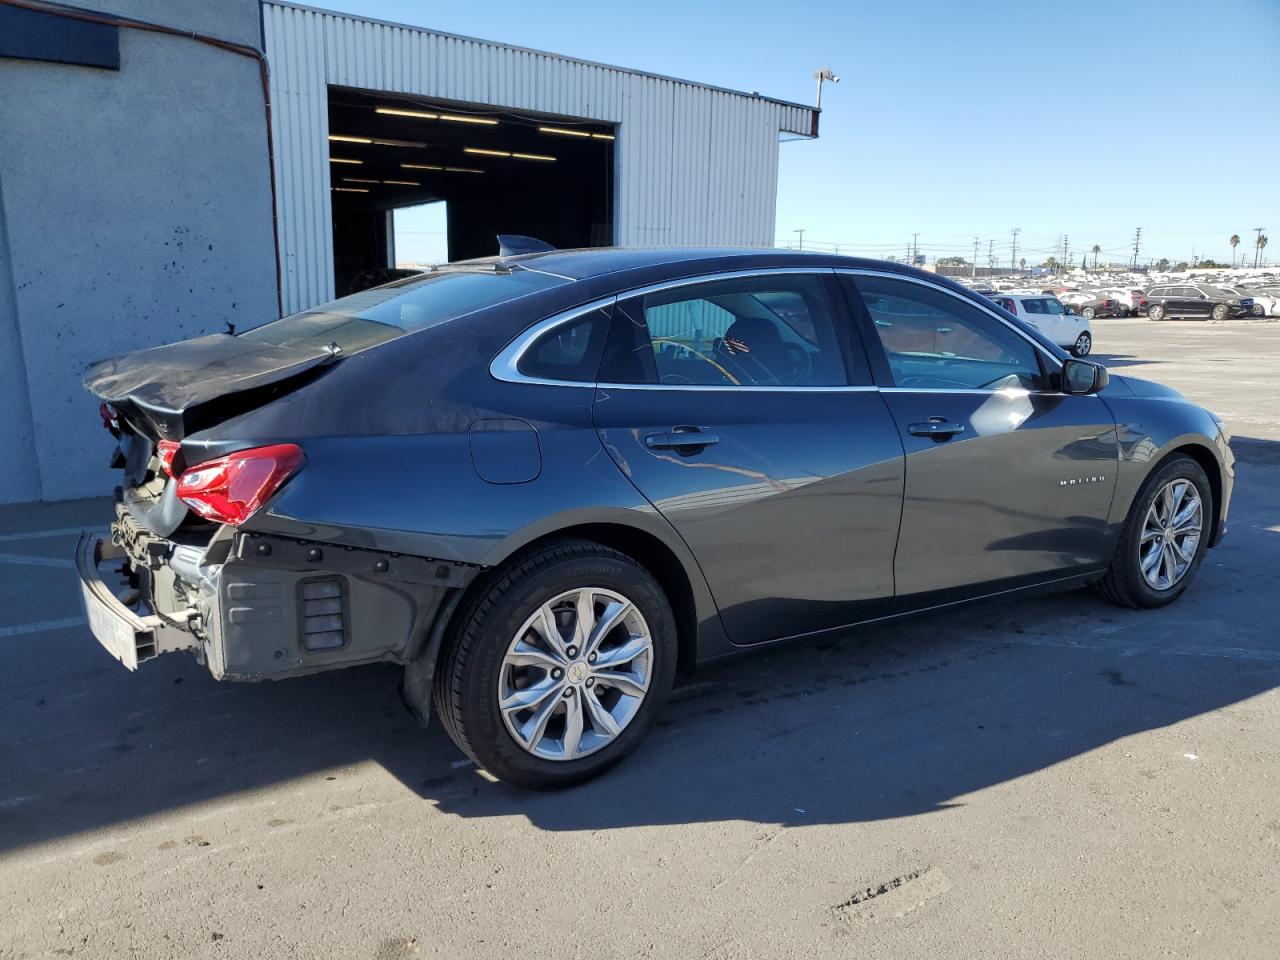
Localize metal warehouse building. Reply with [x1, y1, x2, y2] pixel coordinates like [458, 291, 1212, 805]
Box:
[0, 0, 816, 504]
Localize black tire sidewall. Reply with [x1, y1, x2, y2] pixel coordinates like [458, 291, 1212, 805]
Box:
[1074, 333, 1091, 356]
[450, 550, 677, 788]
[1121, 456, 1212, 607]
[1212, 304, 1227, 320]
[1149, 305, 1164, 321]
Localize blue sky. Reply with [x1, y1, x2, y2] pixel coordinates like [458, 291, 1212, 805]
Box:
[329, 0, 1280, 267]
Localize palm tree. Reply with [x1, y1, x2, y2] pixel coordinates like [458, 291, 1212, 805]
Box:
[1230, 234, 1240, 267]
[1091, 244, 1101, 269]
[1258, 234, 1269, 268]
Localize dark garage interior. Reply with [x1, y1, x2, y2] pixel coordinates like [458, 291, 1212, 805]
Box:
[327, 87, 615, 295]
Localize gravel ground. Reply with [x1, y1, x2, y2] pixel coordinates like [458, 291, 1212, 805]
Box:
[1, 318, 1278, 960]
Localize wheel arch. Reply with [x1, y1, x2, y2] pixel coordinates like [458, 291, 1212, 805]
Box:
[1163, 442, 1224, 545]
[401, 514, 719, 726]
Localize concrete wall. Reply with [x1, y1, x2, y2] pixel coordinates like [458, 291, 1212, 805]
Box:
[0, 0, 277, 503]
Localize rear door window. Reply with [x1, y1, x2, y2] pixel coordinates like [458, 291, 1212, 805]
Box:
[600, 273, 859, 387]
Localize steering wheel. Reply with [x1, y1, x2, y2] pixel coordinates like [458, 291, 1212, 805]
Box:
[778, 343, 813, 385]
[716, 343, 782, 386]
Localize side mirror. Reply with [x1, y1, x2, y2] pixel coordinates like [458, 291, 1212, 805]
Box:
[1062, 358, 1109, 395]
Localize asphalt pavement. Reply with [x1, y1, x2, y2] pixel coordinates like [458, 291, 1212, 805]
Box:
[1, 317, 1278, 960]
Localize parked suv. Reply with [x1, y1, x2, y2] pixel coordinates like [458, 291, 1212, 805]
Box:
[989, 294, 1094, 355]
[1142, 284, 1252, 321]
[77, 248, 1233, 788]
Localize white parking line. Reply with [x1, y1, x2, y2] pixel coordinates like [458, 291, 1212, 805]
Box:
[0, 526, 103, 543]
[0, 617, 86, 639]
[0, 553, 75, 569]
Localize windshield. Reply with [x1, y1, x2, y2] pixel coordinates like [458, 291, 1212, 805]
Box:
[241, 268, 570, 352]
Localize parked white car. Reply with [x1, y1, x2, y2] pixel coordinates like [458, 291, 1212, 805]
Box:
[1223, 285, 1280, 317]
[989, 293, 1094, 356]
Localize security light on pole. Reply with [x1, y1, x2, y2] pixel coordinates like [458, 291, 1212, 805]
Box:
[813, 68, 840, 110]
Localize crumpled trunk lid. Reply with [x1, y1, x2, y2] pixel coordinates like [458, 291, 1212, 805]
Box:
[84, 333, 338, 441]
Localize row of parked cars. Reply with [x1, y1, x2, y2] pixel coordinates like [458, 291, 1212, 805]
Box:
[964, 274, 1279, 356]
[983, 283, 1280, 320]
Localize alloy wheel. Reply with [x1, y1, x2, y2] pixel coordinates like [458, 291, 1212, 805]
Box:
[1074, 332, 1092, 356]
[1139, 479, 1203, 591]
[497, 587, 653, 761]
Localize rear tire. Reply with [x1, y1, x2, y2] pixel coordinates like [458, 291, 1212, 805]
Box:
[1082, 306, 1096, 320]
[1147, 304, 1165, 321]
[1093, 455, 1212, 609]
[1211, 303, 1228, 321]
[434, 540, 677, 789]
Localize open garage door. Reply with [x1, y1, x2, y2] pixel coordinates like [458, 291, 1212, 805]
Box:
[327, 87, 615, 295]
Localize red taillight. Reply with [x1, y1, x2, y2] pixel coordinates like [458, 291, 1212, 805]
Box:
[99, 402, 118, 432]
[156, 440, 181, 476]
[175, 443, 304, 526]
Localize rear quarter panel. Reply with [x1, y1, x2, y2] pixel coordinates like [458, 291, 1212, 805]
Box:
[202, 346, 730, 659]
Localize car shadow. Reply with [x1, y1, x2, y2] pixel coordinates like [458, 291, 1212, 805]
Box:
[2, 455, 1277, 852]
[1093, 353, 1155, 369]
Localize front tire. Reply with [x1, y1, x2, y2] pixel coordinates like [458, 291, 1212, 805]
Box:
[1093, 455, 1212, 609]
[434, 540, 677, 789]
[1147, 303, 1165, 321]
[1072, 331, 1092, 356]
[1211, 303, 1228, 321]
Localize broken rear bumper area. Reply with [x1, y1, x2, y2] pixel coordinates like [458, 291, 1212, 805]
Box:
[77, 504, 478, 681]
[76, 534, 198, 670]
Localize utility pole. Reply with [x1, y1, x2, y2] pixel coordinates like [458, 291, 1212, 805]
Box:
[972, 236, 979, 278]
[1063, 234, 1070, 269]
[793, 228, 805, 250]
[987, 238, 994, 270]
[1011, 227, 1020, 274]
[1255, 227, 1267, 268]
[911, 232, 919, 265]
[1132, 227, 1142, 269]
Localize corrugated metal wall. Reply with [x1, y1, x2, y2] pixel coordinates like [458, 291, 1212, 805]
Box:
[263, 2, 815, 314]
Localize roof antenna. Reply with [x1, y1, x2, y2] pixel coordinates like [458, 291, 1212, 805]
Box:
[497, 235, 555, 257]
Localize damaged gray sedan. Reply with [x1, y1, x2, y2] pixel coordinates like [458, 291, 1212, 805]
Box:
[79, 247, 1234, 788]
